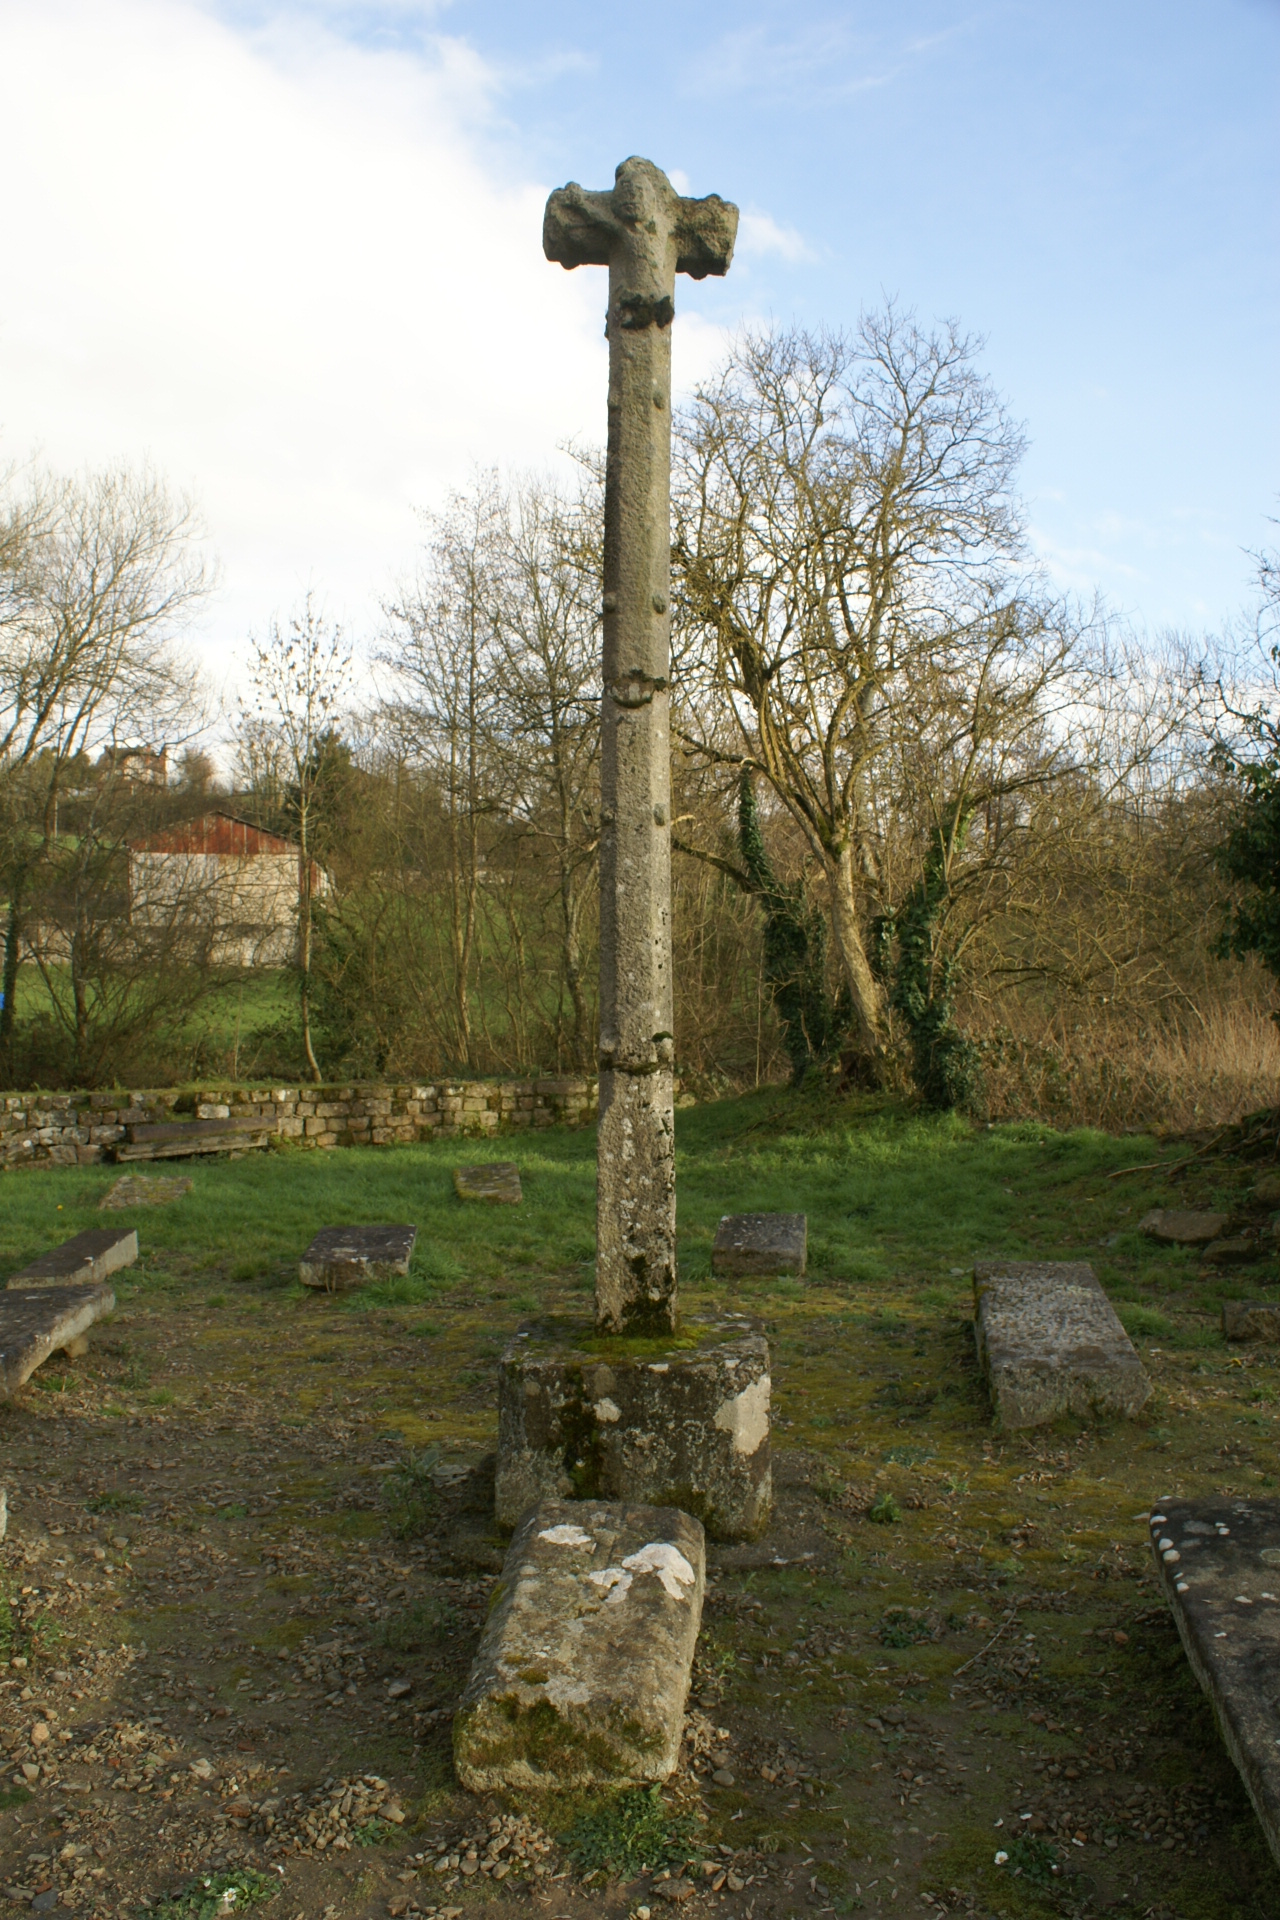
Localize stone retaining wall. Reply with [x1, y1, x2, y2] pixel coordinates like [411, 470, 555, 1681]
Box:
[0, 1078, 598, 1170]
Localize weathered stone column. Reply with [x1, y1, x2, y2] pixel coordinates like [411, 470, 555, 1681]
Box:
[544, 157, 737, 1333]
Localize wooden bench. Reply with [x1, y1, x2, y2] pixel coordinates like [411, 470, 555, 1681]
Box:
[0, 1284, 116, 1397]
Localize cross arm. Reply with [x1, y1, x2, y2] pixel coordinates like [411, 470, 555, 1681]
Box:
[543, 156, 738, 282]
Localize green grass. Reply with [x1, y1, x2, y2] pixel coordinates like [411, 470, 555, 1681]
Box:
[558, 1784, 701, 1879]
[0, 1085, 1241, 1306]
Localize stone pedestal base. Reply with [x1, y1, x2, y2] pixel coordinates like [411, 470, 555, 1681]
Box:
[454, 1499, 704, 1791]
[496, 1320, 770, 1541]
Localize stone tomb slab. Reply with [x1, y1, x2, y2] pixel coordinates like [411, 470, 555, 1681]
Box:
[1150, 1498, 1280, 1870]
[0, 1285, 116, 1398]
[973, 1260, 1151, 1429]
[7, 1228, 137, 1289]
[454, 1498, 704, 1792]
[1223, 1302, 1280, 1342]
[711, 1212, 806, 1278]
[299, 1225, 417, 1292]
[99, 1174, 192, 1210]
[1139, 1208, 1231, 1246]
[453, 1162, 522, 1205]
[497, 1320, 770, 1541]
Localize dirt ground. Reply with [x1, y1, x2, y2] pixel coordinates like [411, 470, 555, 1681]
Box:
[3, 1122, 1280, 1920]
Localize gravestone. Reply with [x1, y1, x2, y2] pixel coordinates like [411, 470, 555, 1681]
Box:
[973, 1260, 1151, 1429]
[1150, 1498, 1280, 1870]
[0, 1285, 116, 1398]
[100, 1174, 192, 1209]
[299, 1226, 417, 1292]
[1139, 1208, 1230, 1246]
[1223, 1302, 1280, 1342]
[454, 1163, 522, 1205]
[712, 1213, 806, 1278]
[496, 1326, 770, 1540]
[454, 1499, 704, 1791]
[7, 1228, 137, 1289]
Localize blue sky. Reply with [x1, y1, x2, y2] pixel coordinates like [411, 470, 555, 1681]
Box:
[1, 0, 1276, 687]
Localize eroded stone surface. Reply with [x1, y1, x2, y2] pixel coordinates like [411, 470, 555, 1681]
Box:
[711, 1213, 806, 1278]
[7, 1229, 137, 1289]
[497, 1321, 770, 1540]
[0, 1285, 116, 1398]
[544, 158, 737, 1336]
[1203, 1236, 1261, 1267]
[1139, 1208, 1231, 1246]
[454, 1162, 522, 1205]
[299, 1225, 417, 1291]
[454, 1498, 705, 1791]
[99, 1174, 193, 1210]
[973, 1260, 1151, 1429]
[116, 1114, 278, 1161]
[1151, 1498, 1280, 1871]
[1223, 1302, 1280, 1342]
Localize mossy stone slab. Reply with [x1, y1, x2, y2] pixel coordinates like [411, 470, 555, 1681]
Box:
[299, 1225, 417, 1291]
[973, 1259, 1151, 1430]
[454, 1498, 704, 1791]
[1151, 1498, 1280, 1871]
[453, 1162, 522, 1204]
[1223, 1302, 1280, 1342]
[1139, 1208, 1231, 1246]
[711, 1212, 806, 1277]
[496, 1317, 770, 1541]
[7, 1228, 137, 1289]
[0, 1284, 116, 1397]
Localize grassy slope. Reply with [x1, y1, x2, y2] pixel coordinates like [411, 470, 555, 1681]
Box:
[2, 1089, 1279, 1917]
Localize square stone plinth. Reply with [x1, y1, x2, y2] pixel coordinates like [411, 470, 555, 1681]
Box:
[712, 1212, 806, 1278]
[1223, 1302, 1280, 1342]
[454, 1498, 704, 1792]
[973, 1260, 1151, 1430]
[454, 1162, 522, 1204]
[299, 1225, 417, 1291]
[1151, 1498, 1280, 1869]
[7, 1229, 137, 1289]
[497, 1321, 770, 1541]
[0, 1285, 116, 1397]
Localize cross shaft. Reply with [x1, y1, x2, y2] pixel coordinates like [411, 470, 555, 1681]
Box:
[545, 157, 737, 1334]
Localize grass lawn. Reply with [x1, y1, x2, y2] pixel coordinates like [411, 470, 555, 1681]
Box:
[0, 1088, 1278, 1918]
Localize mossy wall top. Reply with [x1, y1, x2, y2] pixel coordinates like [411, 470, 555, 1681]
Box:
[0, 1078, 597, 1172]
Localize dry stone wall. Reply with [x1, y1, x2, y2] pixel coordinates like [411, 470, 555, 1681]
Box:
[0, 1078, 597, 1171]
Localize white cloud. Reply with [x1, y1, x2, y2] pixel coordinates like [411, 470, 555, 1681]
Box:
[736, 210, 816, 265]
[0, 0, 615, 695]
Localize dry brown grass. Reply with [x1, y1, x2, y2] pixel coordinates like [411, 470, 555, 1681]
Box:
[969, 994, 1280, 1132]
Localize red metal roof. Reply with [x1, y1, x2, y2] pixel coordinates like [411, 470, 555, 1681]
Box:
[129, 812, 299, 857]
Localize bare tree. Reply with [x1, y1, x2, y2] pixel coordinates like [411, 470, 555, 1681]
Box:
[0, 463, 208, 1061]
[672, 311, 1071, 1081]
[245, 597, 351, 1082]
[381, 481, 507, 1070]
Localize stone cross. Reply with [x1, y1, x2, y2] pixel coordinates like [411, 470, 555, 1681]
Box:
[544, 157, 737, 1335]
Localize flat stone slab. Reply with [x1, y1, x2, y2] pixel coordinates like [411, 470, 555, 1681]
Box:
[299, 1225, 417, 1291]
[454, 1162, 522, 1205]
[7, 1228, 137, 1289]
[973, 1260, 1152, 1430]
[116, 1115, 277, 1161]
[0, 1285, 116, 1398]
[497, 1320, 770, 1541]
[711, 1212, 806, 1278]
[1203, 1236, 1261, 1266]
[1140, 1208, 1231, 1246]
[1223, 1302, 1280, 1342]
[100, 1174, 192, 1210]
[454, 1498, 705, 1791]
[1150, 1497, 1280, 1870]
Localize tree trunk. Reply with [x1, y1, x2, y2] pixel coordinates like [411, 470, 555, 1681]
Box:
[0, 886, 21, 1057]
[826, 842, 885, 1082]
[299, 847, 321, 1084]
